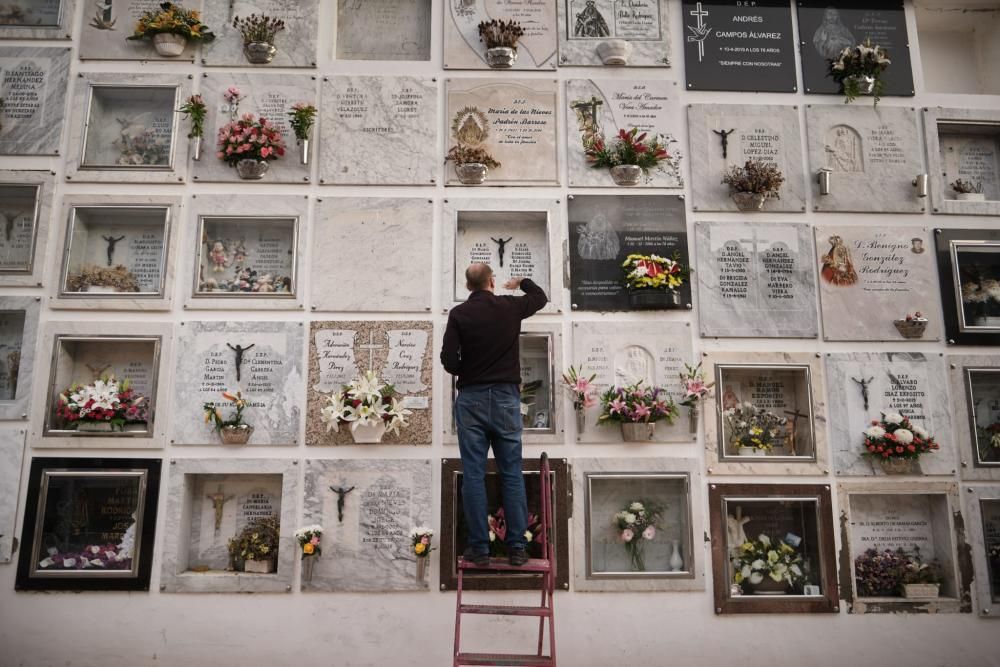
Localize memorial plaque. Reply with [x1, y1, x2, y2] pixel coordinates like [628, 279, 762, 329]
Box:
[816, 225, 941, 341]
[696, 222, 818, 338]
[798, 1, 913, 97]
[444, 0, 557, 70]
[15, 457, 161, 591]
[201, 0, 318, 67]
[572, 321, 692, 443]
[806, 106, 923, 213]
[0, 0, 69, 39]
[78, 0, 203, 61]
[568, 194, 688, 312]
[307, 320, 433, 446]
[335, 0, 431, 61]
[0, 47, 69, 155]
[566, 79, 683, 188]
[0, 426, 24, 562]
[688, 104, 806, 212]
[923, 108, 1000, 217]
[320, 76, 437, 185]
[557, 0, 671, 67]
[445, 78, 559, 186]
[303, 459, 432, 591]
[848, 494, 946, 569]
[313, 198, 432, 312]
[682, 1, 797, 92]
[0, 296, 38, 420]
[193, 73, 315, 184]
[826, 353, 952, 477]
[935, 228, 1000, 347]
[171, 321, 303, 446]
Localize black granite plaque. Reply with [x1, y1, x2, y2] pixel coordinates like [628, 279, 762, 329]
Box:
[683, 1, 797, 92]
[798, 1, 913, 97]
[568, 195, 689, 312]
[935, 228, 1000, 347]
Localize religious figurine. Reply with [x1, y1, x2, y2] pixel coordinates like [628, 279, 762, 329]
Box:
[209, 241, 228, 273]
[713, 128, 735, 159]
[726, 506, 751, 557]
[812, 7, 855, 60]
[852, 376, 874, 411]
[227, 343, 255, 383]
[577, 213, 619, 261]
[825, 126, 863, 173]
[232, 239, 248, 267]
[329, 485, 355, 523]
[820, 235, 858, 286]
[722, 385, 739, 410]
[205, 490, 232, 533]
[490, 236, 513, 268]
[86, 363, 111, 380]
[102, 234, 125, 266]
[574, 0, 610, 37]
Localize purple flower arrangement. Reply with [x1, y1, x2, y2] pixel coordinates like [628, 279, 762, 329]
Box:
[38, 544, 133, 571]
[597, 382, 678, 425]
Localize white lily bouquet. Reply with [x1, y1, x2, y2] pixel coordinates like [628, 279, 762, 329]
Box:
[320, 370, 411, 441]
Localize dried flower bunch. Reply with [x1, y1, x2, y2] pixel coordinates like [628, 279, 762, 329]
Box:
[445, 144, 501, 169]
[732, 534, 808, 590]
[598, 382, 678, 425]
[951, 178, 983, 194]
[67, 264, 140, 293]
[854, 546, 943, 597]
[722, 159, 785, 197]
[287, 102, 317, 142]
[586, 128, 672, 172]
[232, 14, 285, 44]
[127, 2, 215, 42]
[477, 19, 524, 49]
[861, 411, 939, 462]
[228, 515, 280, 566]
[178, 94, 207, 139]
[203, 390, 249, 430]
[829, 38, 891, 106]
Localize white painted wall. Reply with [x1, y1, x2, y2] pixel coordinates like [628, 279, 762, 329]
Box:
[1, 1, 999, 665]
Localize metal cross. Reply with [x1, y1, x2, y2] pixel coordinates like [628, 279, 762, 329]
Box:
[358, 331, 386, 372]
[713, 128, 736, 159]
[329, 485, 355, 523]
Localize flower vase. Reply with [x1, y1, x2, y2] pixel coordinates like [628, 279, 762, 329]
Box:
[626, 540, 646, 572]
[191, 136, 202, 161]
[301, 555, 316, 584]
[738, 446, 766, 457]
[846, 74, 876, 95]
[732, 192, 767, 211]
[219, 425, 253, 445]
[152, 32, 187, 57]
[351, 422, 387, 444]
[77, 421, 114, 433]
[893, 319, 927, 339]
[669, 540, 683, 572]
[628, 288, 681, 310]
[243, 558, 274, 574]
[751, 576, 788, 595]
[485, 46, 517, 68]
[610, 164, 643, 186]
[416, 556, 428, 583]
[236, 159, 269, 180]
[575, 408, 586, 434]
[957, 192, 985, 202]
[244, 41, 277, 64]
[902, 583, 939, 598]
[455, 162, 488, 185]
[298, 137, 310, 166]
[879, 457, 917, 475]
[596, 39, 632, 65]
[621, 421, 655, 442]
[688, 405, 699, 434]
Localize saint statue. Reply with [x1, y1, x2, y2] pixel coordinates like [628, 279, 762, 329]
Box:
[820, 235, 859, 286]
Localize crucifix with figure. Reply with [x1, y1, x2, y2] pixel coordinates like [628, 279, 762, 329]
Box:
[852, 376, 874, 411]
[714, 128, 735, 159]
[102, 234, 126, 266]
[227, 343, 255, 383]
[329, 485, 355, 523]
[490, 237, 513, 268]
[205, 486, 232, 533]
[783, 408, 810, 455]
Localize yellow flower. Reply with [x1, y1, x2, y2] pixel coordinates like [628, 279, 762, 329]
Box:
[741, 541, 754, 553]
[303, 543, 315, 555]
[414, 543, 426, 555]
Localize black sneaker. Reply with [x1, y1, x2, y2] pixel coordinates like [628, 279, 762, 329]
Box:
[508, 548, 529, 567]
[462, 549, 490, 567]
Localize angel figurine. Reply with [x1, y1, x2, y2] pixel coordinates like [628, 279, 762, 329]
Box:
[209, 240, 228, 273]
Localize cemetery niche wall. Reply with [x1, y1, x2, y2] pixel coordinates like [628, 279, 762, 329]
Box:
[949, 355, 1000, 481]
[557, 0, 671, 67]
[14, 457, 161, 592]
[839, 482, 970, 614]
[0, 0, 74, 40]
[963, 484, 1000, 618]
[439, 456, 569, 592]
[0, 170, 53, 288]
[335, 0, 431, 61]
[0, 426, 26, 563]
[568, 194, 688, 312]
[0, 46, 69, 156]
[923, 107, 1000, 217]
[0, 296, 39, 420]
[708, 483, 839, 614]
[444, 0, 557, 70]
[934, 227, 1000, 347]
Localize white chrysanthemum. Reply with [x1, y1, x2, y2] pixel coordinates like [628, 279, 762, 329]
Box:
[629, 502, 644, 511]
[790, 564, 803, 577]
[409, 526, 433, 538]
[912, 425, 929, 440]
[865, 425, 886, 439]
[894, 428, 914, 445]
[623, 512, 637, 525]
[882, 412, 903, 425]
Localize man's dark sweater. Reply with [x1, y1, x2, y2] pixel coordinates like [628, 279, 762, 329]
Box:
[440, 278, 548, 389]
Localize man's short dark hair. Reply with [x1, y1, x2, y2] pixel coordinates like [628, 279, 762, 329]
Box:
[466, 263, 493, 291]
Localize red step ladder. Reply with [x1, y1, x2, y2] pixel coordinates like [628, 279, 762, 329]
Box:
[453, 453, 556, 667]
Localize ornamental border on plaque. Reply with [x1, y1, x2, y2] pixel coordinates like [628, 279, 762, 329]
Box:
[0, 296, 40, 421]
[923, 107, 1000, 217]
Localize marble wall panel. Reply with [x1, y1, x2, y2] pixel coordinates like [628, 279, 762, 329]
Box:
[444, 0, 557, 70]
[0, 0, 74, 40]
[557, 0, 671, 66]
[335, 0, 431, 61]
[78, 0, 204, 61]
[200, 0, 317, 68]
[0, 170, 53, 288]
[0, 297, 38, 421]
[923, 107, 1000, 217]
[0, 47, 70, 155]
[0, 425, 25, 562]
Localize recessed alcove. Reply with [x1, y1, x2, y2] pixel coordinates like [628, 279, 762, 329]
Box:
[916, 2, 1000, 95]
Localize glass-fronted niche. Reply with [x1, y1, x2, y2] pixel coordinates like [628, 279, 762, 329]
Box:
[966, 368, 1000, 467]
[0, 183, 41, 275]
[1, 0, 64, 27]
[936, 229, 1000, 345]
[937, 122, 1000, 203]
[585, 473, 692, 579]
[44, 336, 161, 438]
[0, 309, 25, 401]
[982, 498, 1000, 606]
[715, 364, 816, 461]
[60, 206, 169, 297]
[453, 209, 552, 302]
[709, 484, 838, 614]
[195, 217, 297, 298]
[15, 457, 161, 591]
[81, 85, 179, 170]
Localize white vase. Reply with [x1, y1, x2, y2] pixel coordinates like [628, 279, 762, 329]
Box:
[351, 422, 387, 444]
[596, 39, 632, 65]
[83, 285, 119, 293]
[956, 192, 985, 201]
[738, 446, 766, 457]
[152, 32, 187, 57]
[669, 540, 683, 572]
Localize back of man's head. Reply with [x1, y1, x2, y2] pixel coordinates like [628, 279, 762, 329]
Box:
[466, 263, 493, 292]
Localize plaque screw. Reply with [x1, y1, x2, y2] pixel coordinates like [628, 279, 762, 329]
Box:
[286, 585, 292, 592]
[983, 609, 991, 615]
[716, 608, 722, 614]
[160, 584, 166, 591]
[962, 461, 968, 467]
[20, 414, 26, 419]
[948, 339, 955, 345]
[834, 607, 840, 612]
[562, 583, 569, 589]
[967, 487, 973, 493]
[441, 584, 447, 590]
[950, 364, 956, 369]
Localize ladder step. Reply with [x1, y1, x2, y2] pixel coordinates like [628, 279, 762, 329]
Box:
[458, 557, 551, 572]
[460, 603, 551, 617]
[456, 652, 554, 666]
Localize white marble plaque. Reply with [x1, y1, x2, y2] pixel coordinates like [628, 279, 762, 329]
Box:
[335, 0, 431, 61]
[558, 0, 670, 66]
[688, 104, 806, 212]
[312, 198, 432, 312]
[78, 0, 203, 61]
[303, 459, 432, 591]
[697, 222, 818, 338]
[566, 79, 683, 188]
[572, 321, 692, 443]
[0, 426, 25, 562]
[170, 321, 303, 446]
[827, 353, 953, 477]
[806, 105, 924, 213]
[201, 0, 318, 67]
[0, 47, 69, 156]
[444, 0, 557, 70]
[849, 494, 942, 561]
[454, 211, 551, 300]
[445, 78, 559, 186]
[816, 226, 942, 341]
[320, 76, 437, 185]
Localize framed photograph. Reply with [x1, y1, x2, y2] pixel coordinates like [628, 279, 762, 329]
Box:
[15, 457, 161, 591]
[935, 228, 1000, 345]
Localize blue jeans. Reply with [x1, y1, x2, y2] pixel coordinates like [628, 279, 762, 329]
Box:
[455, 383, 528, 556]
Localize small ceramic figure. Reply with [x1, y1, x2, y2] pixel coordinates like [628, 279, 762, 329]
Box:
[255, 273, 275, 292]
[233, 239, 248, 266]
[209, 240, 228, 273]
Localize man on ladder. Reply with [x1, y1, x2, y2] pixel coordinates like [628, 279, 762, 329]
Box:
[440, 262, 548, 567]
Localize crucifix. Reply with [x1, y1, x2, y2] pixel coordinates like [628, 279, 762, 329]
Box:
[358, 331, 386, 372]
[86, 362, 111, 380]
[490, 237, 513, 268]
[782, 408, 810, 455]
[101, 234, 126, 266]
[726, 505, 751, 556]
[205, 487, 232, 533]
[852, 376, 874, 411]
[227, 343, 255, 383]
[713, 128, 735, 159]
[329, 485, 355, 523]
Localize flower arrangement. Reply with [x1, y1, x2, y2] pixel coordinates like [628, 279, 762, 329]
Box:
[961, 279, 1000, 312]
[410, 526, 434, 558]
[38, 543, 133, 571]
[228, 515, 280, 570]
[216, 113, 286, 166]
[178, 94, 207, 139]
[127, 2, 214, 42]
[978, 421, 1000, 454]
[319, 370, 412, 437]
[445, 144, 501, 169]
[731, 533, 807, 591]
[829, 38, 891, 106]
[621, 252, 687, 292]
[487, 507, 542, 557]
[55, 375, 147, 431]
[477, 19, 524, 49]
[585, 128, 673, 173]
[232, 14, 285, 44]
[861, 412, 939, 462]
[598, 382, 678, 425]
[519, 379, 543, 421]
[114, 120, 170, 166]
[678, 363, 713, 409]
[724, 402, 786, 453]
[951, 179, 983, 195]
[294, 525, 323, 559]
[614, 499, 662, 571]
[561, 365, 597, 412]
[854, 546, 943, 597]
[203, 390, 249, 430]
[66, 264, 141, 293]
[722, 159, 785, 199]
[287, 102, 317, 142]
